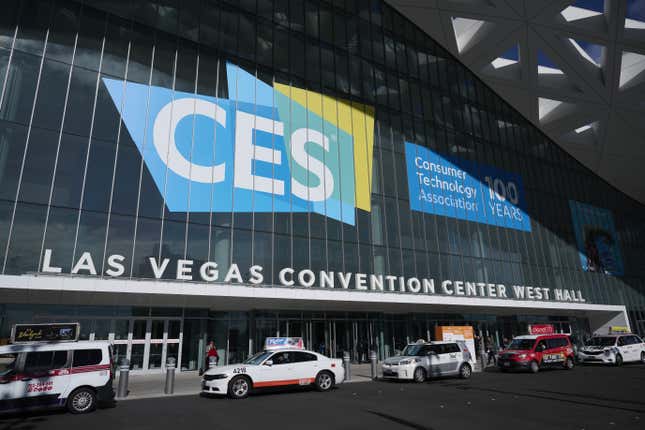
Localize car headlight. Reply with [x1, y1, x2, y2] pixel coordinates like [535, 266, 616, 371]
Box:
[399, 358, 419, 365]
[518, 354, 527, 360]
[604, 349, 612, 356]
[203, 373, 228, 381]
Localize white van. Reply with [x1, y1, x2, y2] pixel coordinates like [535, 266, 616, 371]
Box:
[0, 341, 114, 414]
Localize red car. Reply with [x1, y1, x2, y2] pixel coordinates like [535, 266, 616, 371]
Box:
[497, 334, 575, 373]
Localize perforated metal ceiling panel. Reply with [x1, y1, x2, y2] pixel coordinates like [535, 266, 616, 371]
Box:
[387, 0, 645, 204]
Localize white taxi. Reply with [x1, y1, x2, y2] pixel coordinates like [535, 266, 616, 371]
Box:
[0, 340, 114, 414]
[578, 333, 645, 365]
[201, 338, 344, 399]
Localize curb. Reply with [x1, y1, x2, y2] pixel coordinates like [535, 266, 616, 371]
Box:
[115, 378, 374, 401]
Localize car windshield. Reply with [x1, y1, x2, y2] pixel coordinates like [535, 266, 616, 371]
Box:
[243, 351, 273, 365]
[507, 339, 535, 350]
[401, 344, 426, 356]
[585, 337, 616, 347]
[0, 354, 17, 377]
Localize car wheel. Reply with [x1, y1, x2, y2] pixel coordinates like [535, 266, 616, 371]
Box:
[413, 367, 426, 383]
[459, 363, 472, 379]
[563, 357, 574, 370]
[529, 361, 540, 373]
[228, 376, 251, 399]
[615, 354, 623, 367]
[315, 371, 334, 392]
[67, 387, 97, 414]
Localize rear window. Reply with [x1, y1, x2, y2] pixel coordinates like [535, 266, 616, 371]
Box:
[436, 343, 460, 354]
[446, 343, 461, 353]
[73, 349, 103, 367]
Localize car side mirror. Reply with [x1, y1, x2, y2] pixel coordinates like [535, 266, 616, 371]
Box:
[264, 360, 273, 367]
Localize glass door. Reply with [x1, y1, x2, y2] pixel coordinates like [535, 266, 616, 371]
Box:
[166, 320, 181, 369]
[130, 319, 147, 371]
[109, 318, 183, 372]
[148, 320, 165, 370]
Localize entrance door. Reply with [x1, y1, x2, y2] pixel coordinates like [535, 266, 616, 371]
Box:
[309, 321, 331, 357]
[353, 321, 375, 363]
[111, 319, 182, 372]
[130, 319, 147, 371]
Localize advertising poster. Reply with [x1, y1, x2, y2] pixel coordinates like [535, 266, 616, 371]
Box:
[404, 142, 531, 232]
[434, 326, 476, 365]
[569, 200, 624, 275]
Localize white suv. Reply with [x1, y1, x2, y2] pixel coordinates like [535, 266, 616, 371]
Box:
[0, 341, 114, 414]
[381, 341, 474, 382]
[578, 334, 645, 366]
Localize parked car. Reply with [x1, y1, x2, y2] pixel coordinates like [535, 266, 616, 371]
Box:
[497, 334, 575, 373]
[381, 341, 474, 382]
[0, 341, 114, 414]
[578, 334, 645, 365]
[201, 338, 344, 399]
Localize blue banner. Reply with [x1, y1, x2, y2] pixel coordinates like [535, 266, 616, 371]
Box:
[404, 142, 531, 232]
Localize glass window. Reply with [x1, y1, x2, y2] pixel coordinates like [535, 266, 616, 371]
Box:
[270, 351, 291, 365]
[14, 0, 51, 56]
[0, 51, 40, 125]
[292, 351, 317, 362]
[4, 202, 47, 274]
[72, 349, 102, 367]
[74, 7, 105, 71]
[0, 353, 17, 377]
[0, 0, 20, 49]
[24, 350, 68, 374]
[46, 1, 80, 64]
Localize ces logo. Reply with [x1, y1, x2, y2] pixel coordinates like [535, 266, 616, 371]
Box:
[103, 63, 374, 225]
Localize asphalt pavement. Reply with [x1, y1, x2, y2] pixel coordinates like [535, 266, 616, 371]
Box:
[1, 363, 644, 430]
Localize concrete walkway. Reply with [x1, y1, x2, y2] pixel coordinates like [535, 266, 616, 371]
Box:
[116, 363, 379, 401]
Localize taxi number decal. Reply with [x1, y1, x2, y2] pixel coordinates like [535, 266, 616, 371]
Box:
[232, 367, 247, 374]
[27, 381, 54, 393]
[542, 353, 564, 363]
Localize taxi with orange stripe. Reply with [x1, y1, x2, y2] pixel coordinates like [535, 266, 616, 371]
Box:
[0, 323, 114, 414]
[201, 337, 344, 399]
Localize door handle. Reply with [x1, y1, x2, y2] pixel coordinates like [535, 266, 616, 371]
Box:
[20, 377, 32, 382]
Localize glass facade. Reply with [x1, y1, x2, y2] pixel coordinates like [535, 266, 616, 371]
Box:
[0, 0, 644, 369]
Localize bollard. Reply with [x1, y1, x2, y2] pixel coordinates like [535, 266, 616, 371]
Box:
[343, 351, 351, 382]
[116, 358, 130, 399]
[208, 356, 217, 369]
[164, 357, 176, 395]
[369, 350, 378, 380]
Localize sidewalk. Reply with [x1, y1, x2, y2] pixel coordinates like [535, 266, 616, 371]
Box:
[116, 363, 379, 401]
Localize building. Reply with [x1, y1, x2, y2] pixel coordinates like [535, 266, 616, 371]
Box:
[0, 0, 643, 372]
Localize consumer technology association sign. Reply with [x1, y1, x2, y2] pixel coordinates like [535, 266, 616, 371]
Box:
[404, 141, 531, 232]
[103, 63, 374, 226]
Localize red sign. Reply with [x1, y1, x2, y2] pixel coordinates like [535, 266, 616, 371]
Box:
[529, 324, 555, 335]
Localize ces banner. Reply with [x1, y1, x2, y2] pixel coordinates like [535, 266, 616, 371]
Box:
[404, 142, 531, 232]
[103, 63, 374, 226]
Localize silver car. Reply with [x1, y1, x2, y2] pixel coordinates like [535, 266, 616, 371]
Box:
[381, 341, 474, 382]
